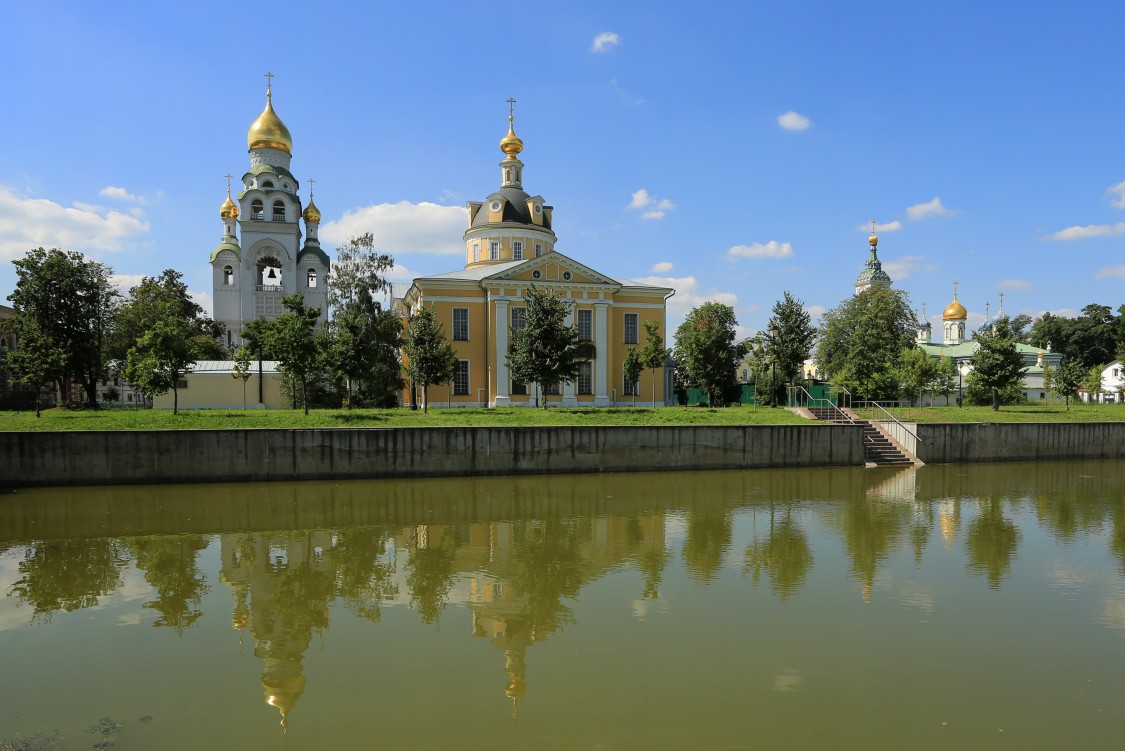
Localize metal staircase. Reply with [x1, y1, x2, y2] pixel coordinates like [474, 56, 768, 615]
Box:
[803, 401, 916, 467]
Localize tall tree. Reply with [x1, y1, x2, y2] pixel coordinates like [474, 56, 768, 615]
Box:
[623, 347, 642, 407]
[1053, 359, 1084, 411]
[674, 302, 743, 406]
[816, 286, 915, 400]
[931, 355, 958, 406]
[506, 285, 581, 409]
[966, 317, 1026, 410]
[3, 318, 65, 417]
[231, 346, 253, 412]
[111, 269, 225, 362]
[765, 291, 817, 390]
[270, 294, 324, 415]
[403, 306, 457, 414]
[639, 319, 669, 407]
[896, 347, 938, 406]
[124, 305, 200, 415]
[1085, 365, 1105, 404]
[9, 247, 118, 406]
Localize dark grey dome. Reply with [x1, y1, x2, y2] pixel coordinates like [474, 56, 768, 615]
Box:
[471, 187, 551, 229]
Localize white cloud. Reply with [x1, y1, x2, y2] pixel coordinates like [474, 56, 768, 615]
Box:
[905, 197, 952, 220]
[805, 304, 827, 319]
[0, 185, 150, 260]
[190, 289, 212, 314]
[591, 32, 620, 53]
[99, 186, 145, 204]
[777, 111, 811, 131]
[998, 278, 1032, 290]
[387, 262, 422, 283]
[651, 261, 673, 273]
[1048, 222, 1125, 241]
[882, 255, 934, 281]
[632, 275, 740, 331]
[321, 201, 468, 255]
[1108, 181, 1125, 209]
[629, 189, 674, 220]
[1096, 265, 1125, 280]
[608, 79, 644, 107]
[110, 274, 146, 294]
[858, 220, 902, 233]
[726, 241, 793, 260]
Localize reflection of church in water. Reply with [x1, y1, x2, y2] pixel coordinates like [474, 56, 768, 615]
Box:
[216, 515, 666, 725]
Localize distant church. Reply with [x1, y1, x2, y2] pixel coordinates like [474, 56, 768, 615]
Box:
[210, 76, 329, 348]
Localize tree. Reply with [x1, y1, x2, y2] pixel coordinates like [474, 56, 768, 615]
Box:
[966, 316, 1026, 410]
[932, 355, 958, 406]
[1053, 359, 1084, 411]
[764, 292, 817, 391]
[744, 334, 772, 406]
[269, 294, 323, 415]
[896, 347, 938, 406]
[639, 320, 669, 407]
[1041, 360, 1054, 407]
[674, 302, 743, 406]
[3, 319, 65, 417]
[403, 306, 457, 413]
[623, 347, 642, 407]
[231, 346, 253, 412]
[1085, 365, 1105, 404]
[507, 286, 581, 409]
[9, 247, 118, 406]
[125, 306, 200, 415]
[816, 286, 915, 400]
[111, 269, 225, 363]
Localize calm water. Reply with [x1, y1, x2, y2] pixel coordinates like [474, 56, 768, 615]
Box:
[2, 461, 1125, 750]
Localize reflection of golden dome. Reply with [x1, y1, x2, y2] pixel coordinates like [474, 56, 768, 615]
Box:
[500, 118, 523, 159]
[247, 91, 293, 154]
[943, 299, 968, 320]
[263, 674, 307, 728]
[220, 195, 239, 219]
[302, 199, 320, 223]
[505, 679, 527, 700]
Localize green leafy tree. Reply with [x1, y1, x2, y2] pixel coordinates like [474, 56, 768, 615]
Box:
[9, 247, 118, 406]
[623, 347, 642, 407]
[764, 291, 817, 392]
[816, 286, 915, 400]
[231, 346, 253, 411]
[1041, 360, 1054, 407]
[269, 294, 324, 415]
[1008, 313, 1034, 344]
[931, 355, 958, 406]
[639, 319, 670, 407]
[4, 319, 66, 417]
[110, 269, 225, 363]
[896, 347, 938, 406]
[507, 285, 581, 409]
[674, 302, 744, 406]
[124, 306, 200, 415]
[744, 334, 772, 405]
[1053, 359, 1084, 411]
[744, 506, 814, 601]
[966, 316, 1027, 410]
[1085, 364, 1105, 404]
[403, 306, 457, 413]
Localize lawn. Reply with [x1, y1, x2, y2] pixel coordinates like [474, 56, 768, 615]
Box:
[851, 402, 1125, 423]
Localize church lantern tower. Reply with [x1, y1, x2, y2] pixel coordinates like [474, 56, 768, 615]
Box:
[942, 281, 968, 344]
[854, 221, 893, 295]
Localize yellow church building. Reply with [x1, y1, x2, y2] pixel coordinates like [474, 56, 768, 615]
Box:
[395, 107, 674, 408]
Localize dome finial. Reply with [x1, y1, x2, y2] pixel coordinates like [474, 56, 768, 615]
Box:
[302, 178, 321, 223]
[500, 97, 524, 159]
[264, 70, 274, 98]
[869, 219, 879, 246]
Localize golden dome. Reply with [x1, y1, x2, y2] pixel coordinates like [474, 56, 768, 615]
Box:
[302, 199, 320, 223]
[500, 117, 523, 159]
[943, 299, 968, 320]
[247, 91, 293, 154]
[869, 233, 878, 246]
[220, 195, 239, 219]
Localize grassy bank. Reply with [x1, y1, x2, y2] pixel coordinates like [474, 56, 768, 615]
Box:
[852, 403, 1125, 423]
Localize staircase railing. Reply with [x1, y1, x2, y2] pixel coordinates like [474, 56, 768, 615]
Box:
[853, 400, 922, 445]
[788, 386, 863, 431]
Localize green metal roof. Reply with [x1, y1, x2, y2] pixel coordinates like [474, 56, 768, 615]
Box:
[244, 163, 298, 184]
[298, 245, 330, 268]
[210, 241, 241, 263]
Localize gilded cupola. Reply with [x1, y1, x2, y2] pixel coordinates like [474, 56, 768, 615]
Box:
[302, 199, 320, 223]
[220, 195, 239, 219]
[247, 84, 293, 155]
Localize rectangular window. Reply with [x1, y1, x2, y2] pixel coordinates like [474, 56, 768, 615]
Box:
[544, 383, 560, 396]
[624, 313, 639, 344]
[513, 241, 523, 260]
[453, 308, 469, 341]
[472, 242, 480, 263]
[512, 381, 528, 396]
[577, 309, 592, 342]
[510, 307, 526, 331]
[623, 373, 639, 396]
[535, 243, 543, 258]
[490, 241, 500, 260]
[578, 361, 593, 395]
[454, 360, 470, 395]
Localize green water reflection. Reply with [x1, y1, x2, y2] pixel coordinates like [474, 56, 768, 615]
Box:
[2, 461, 1125, 750]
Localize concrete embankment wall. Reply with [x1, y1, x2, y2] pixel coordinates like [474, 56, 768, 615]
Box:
[3, 425, 864, 489]
[915, 422, 1125, 464]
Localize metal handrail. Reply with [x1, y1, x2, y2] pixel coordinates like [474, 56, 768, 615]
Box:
[853, 400, 922, 443]
[788, 386, 868, 438]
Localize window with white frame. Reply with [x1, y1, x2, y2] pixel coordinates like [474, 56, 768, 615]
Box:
[307, 269, 317, 288]
[511, 307, 526, 331]
[578, 361, 593, 395]
[577, 309, 592, 341]
[624, 313, 639, 344]
[623, 371, 639, 396]
[453, 308, 469, 340]
[513, 240, 523, 260]
[544, 383, 560, 395]
[490, 241, 500, 260]
[535, 243, 543, 257]
[454, 360, 470, 395]
[472, 241, 480, 263]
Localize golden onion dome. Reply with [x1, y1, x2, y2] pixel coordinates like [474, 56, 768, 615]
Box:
[302, 199, 321, 223]
[500, 118, 523, 159]
[943, 299, 968, 320]
[220, 195, 239, 219]
[869, 233, 878, 246]
[247, 91, 293, 154]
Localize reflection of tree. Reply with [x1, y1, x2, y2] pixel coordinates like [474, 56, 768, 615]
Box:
[271, 541, 335, 637]
[511, 519, 585, 636]
[966, 499, 1021, 589]
[1111, 505, 1125, 578]
[910, 504, 935, 565]
[405, 526, 459, 625]
[637, 516, 669, 600]
[327, 527, 399, 623]
[682, 507, 733, 584]
[1036, 494, 1106, 543]
[127, 535, 210, 635]
[744, 507, 813, 600]
[840, 499, 908, 601]
[7, 538, 127, 621]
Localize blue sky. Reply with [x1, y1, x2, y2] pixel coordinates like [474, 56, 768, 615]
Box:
[3, 0, 1124, 337]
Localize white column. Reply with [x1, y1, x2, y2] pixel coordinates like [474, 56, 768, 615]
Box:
[594, 301, 611, 406]
[493, 299, 510, 407]
[561, 305, 578, 406]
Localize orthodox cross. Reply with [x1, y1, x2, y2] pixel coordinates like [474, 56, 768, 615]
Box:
[870, 219, 877, 234]
[225, 173, 233, 196]
[985, 301, 991, 322]
[952, 280, 959, 300]
[998, 291, 1005, 315]
[264, 71, 275, 94]
[507, 97, 517, 122]
[308, 177, 316, 199]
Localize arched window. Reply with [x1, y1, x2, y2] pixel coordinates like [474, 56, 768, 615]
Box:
[257, 256, 282, 288]
[223, 266, 234, 285]
[272, 201, 285, 221]
[262, 180, 274, 188]
[251, 199, 264, 220]
[307, 269, 317, 288]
